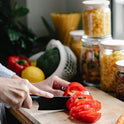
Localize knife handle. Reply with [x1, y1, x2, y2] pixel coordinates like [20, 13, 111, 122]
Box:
[30, 95, 70, 110]
[30, 95, 40, 101]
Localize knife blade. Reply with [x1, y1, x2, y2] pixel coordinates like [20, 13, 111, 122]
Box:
[30, 95, 70, 110]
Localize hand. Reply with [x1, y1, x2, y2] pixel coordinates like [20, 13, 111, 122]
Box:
[0, 77, 53, 109]
[33, 76, 70, 96]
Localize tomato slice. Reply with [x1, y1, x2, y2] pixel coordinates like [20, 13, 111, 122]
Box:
[63, 82, 86, 96]
[66, 91, 93, 110]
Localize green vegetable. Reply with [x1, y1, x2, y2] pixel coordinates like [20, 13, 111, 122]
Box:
[37, 47, 60, 78]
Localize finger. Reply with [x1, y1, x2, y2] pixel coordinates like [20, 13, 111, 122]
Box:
[51, 89, 65, 96]
[9, 88, 26, 99]
[22, 94, 32, 109]
[9, 88, 27, 109]
[28, 81, 54, 98]
[52, 77, 70, 90]
[2, 91, 20, 109]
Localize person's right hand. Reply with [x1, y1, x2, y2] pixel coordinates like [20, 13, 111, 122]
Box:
[0, 77, 53, 110]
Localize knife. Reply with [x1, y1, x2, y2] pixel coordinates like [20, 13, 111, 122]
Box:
[30, 95, 70, 110]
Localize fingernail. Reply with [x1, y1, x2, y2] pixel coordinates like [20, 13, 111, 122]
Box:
[48, 93, 54, 98]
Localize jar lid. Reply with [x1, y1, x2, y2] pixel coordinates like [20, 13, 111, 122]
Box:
[116, 60, 124, 71]
[100, 39, 124, 50]
[70, 30, 84, 36]
[70, 30, 84, 41]
[82, 0, 110, 9]
[82, 35, 112, 45]
[82, 35, 111, 40]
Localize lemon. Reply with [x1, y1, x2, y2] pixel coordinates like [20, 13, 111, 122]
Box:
[21, 66, 45, 83]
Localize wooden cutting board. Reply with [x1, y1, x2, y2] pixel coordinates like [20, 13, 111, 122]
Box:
[19, 87, 124, 124]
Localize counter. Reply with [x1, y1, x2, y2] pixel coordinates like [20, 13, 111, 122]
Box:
[8, 87, 124, 124]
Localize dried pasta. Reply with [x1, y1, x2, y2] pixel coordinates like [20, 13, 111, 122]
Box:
[51, 13, 81, 46]
[83, 8, 111, 37]
[101, 51, 124, 92]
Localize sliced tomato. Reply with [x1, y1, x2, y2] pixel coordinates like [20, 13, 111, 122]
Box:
[63, 82, 86, 96]
[66, 91, 93, 110]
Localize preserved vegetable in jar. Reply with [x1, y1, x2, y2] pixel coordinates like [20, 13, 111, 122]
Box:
[82, 1, 111, 37]
[100, 40, 124, 93]
[115, 60, 124, 101]
[80, 35, 111, 87]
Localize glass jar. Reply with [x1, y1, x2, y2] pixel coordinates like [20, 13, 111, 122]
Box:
[70, 30, 84, 63]
[115, 60, 124, 101]
[80, 35, 111, 87]
[82, 1, 111, 37]
[100, 40, 124, 93]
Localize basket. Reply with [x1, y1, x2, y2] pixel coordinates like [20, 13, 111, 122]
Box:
[46, 39, 77, 81]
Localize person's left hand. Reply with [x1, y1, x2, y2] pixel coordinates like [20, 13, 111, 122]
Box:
[33, 76, 70, 96]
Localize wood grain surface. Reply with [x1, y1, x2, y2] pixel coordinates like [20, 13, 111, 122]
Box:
[17, 87, 124, 124]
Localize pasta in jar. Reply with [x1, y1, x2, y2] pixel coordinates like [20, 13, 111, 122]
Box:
[82, 1, 111, 37]
[100, 40, 124, 93]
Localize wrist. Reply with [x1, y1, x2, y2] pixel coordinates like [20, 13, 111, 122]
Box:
[11, 74, 21, 79]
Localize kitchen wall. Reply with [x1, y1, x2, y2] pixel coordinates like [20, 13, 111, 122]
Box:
[113, 0, 124, 39]
[26, 0, 67, 37]
[11, 0, 114, 38]
[11, 0, 84, 37]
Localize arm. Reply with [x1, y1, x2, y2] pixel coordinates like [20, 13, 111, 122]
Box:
[9, 66, 70, 96]
[12, 74, 70, 96]
[0, 64, 53, 109]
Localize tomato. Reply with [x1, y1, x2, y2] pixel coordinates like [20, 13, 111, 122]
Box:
[63, 82, 86, 96]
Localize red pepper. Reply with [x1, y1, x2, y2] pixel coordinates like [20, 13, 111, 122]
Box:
[7, 56, 31, 76]
[63, 82, 86, 96]
[64, 82, 102, 123]
[66, 91, 93, 110]
[77, 111, 101, 123]
[70, 99, 101, 112]
[69, 99, 101, 123]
